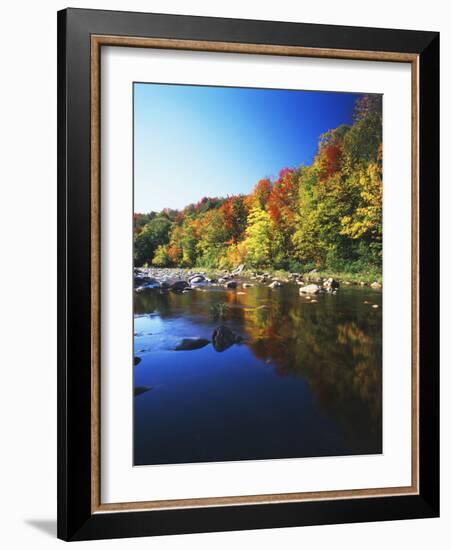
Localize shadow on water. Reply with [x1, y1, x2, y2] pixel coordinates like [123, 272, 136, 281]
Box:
[134, 283, 382, 465]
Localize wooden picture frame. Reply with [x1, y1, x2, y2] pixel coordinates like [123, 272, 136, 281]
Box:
[57, 7, 439, 541]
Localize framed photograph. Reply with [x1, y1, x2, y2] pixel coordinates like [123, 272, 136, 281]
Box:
[57, 8, 439, 541]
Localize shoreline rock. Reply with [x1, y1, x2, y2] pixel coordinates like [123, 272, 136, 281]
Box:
[133, 267, 381, 293]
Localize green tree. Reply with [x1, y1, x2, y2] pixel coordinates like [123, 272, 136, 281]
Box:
[134, 217, 172, 266]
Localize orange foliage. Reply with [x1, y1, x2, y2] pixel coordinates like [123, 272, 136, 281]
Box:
[267, 168, 297, 227]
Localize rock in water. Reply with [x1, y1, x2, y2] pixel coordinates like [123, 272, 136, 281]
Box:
[212, 325, 241, 352]
[133, 356, 141, 366]
[242, 283, 253, 288]
[188, 274, 206, 285]
[174, 338, 210, 351]
[224, 281, 237, 289]
[371, 281, 382, 289]
[134, 276, 160, 289]
[268, 280, 283, 288]
[134, 386, 152, 397]
[299, 284, 322, 295]
[170, 280, 189, 292]
[324, 277, 340, 290]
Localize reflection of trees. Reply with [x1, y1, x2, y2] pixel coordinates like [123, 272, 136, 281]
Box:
[134, 286, 382, 453]
[243, 296, 382, 453]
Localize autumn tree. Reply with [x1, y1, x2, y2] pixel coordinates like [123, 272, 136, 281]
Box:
[134, 94, 382, 275]
[242, 207, 273, 267]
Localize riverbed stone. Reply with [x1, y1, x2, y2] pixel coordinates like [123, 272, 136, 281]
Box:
[174, 338, 210, 351]
[224, 281, 237, 289]
[324, 277, 340, 290]
[299, 284, 322, 295]
[134, 386, 152, 397]
[189, 274, 206, 285]
[170, 280, 189, 292]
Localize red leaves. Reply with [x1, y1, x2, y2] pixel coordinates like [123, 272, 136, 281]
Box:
[250, 178, 272, 209]
[267, 168, 297, 227]
[319, 143, 342, 180]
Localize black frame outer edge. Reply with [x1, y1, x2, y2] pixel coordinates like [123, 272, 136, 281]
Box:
[57, 8, 440, 541]
[57, 8, 68, 541]
[418, 33, 440, 513]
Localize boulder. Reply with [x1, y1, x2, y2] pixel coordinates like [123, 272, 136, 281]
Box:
[134, 276, 147, 287]
[242, 283, 254, 288]
[212, 325, 242, 352]
[371, 281, 382, 289]
[134, 386, 152, 397]
[324, 277, 340, 290]
[134, 276, 160, 290]
[224, 281, 237, 289]
[299, 284, 322, 295]
[135, 286, 147, 293]
[188, 274, 206, 285]
[231, 264, 245, 276]
[174, 338, 210, 351]
[268, 280, 283, 288]
[170, 280, 189, 292]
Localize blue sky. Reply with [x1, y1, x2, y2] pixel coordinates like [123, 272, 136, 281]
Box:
[134, 83, 361, 213]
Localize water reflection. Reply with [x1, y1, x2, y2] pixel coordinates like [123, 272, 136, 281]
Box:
[134, 284, 382, 464]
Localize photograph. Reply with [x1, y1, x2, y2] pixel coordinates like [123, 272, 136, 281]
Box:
[132, 82, 383, 466]
[53, 4, 440, 542]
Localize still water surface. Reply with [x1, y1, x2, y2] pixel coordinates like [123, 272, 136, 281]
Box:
[133, 284, 382, 465]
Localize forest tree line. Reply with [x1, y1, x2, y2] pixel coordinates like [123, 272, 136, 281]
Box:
[134, 95, 382, 274]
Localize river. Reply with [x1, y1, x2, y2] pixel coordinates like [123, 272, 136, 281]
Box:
[133, 281, 382, 465]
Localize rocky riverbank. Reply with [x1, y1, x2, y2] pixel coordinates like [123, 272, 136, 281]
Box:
[134, 265, 382, 294]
